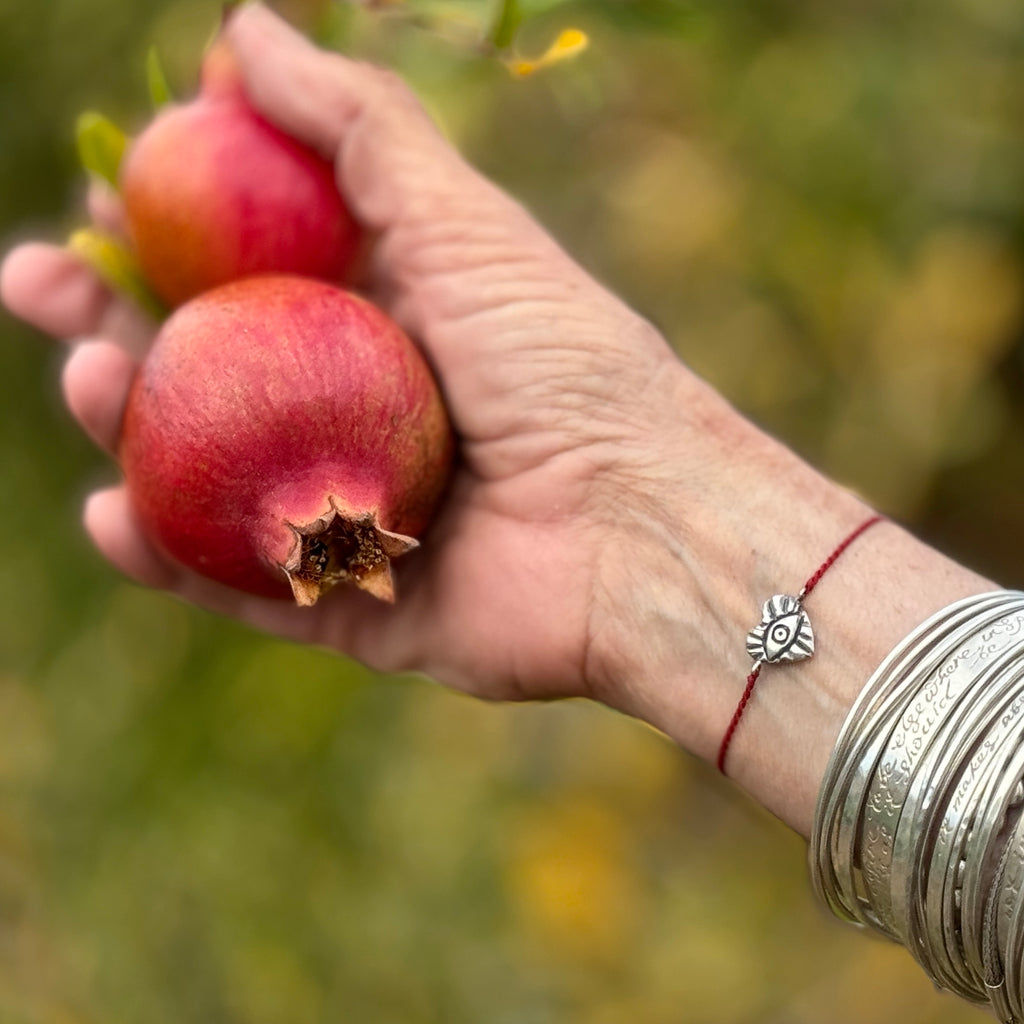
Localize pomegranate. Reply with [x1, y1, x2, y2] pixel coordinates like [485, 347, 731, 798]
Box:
[120, 275, 453, 605]
[120, 41, 361, 307]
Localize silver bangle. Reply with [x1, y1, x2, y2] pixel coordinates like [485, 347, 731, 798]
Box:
[812, 591, 1022, 928]
[863, 600, 1024, 937]
[810, 590, 1024, 1023]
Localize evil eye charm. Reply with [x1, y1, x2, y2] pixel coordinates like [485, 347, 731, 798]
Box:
[746, 594, 814, 665]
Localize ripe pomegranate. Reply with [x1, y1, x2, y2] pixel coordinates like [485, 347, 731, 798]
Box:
[120, 41, 361, 307]
[120, 276, 453, 605]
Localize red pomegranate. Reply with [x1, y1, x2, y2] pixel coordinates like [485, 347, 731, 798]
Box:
[119, 275, 453, 605]
[120, 42, 361, 307]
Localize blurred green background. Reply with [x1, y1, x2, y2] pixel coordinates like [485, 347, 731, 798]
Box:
[2, 0, 1022, 1020]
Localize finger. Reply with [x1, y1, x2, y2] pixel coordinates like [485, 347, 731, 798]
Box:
[2, 243, 113, 339]
[62, 341, 137, 453]
[172, 569, 420, 676]
[83, 484, 315, 636]
[225, 3, 498, 231]
[224, 4, 354, 156]
[82, 488, 289, 627]
[1, 244, 154, 353]
[84, 485, 180, 590]
[84, 484, 415, 664]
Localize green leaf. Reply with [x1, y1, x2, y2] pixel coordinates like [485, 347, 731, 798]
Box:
[489, 0, 523, 50]
[67, 229, 167, 322]
[146, 45, 173, 109]
[75, 112, 128, 189]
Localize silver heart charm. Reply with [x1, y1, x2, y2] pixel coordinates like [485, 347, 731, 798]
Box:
[746, 594, 814, 665]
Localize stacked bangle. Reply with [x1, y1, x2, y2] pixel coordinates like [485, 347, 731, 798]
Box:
[811, 591, 1024, 1022]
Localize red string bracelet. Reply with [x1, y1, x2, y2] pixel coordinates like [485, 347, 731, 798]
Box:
[716, 514, 885, 775]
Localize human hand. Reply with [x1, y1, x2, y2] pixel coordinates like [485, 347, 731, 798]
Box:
[1, 3, 713, 708]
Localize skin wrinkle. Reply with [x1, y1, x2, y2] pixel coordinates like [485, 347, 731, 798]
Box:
[388, 204, 589, 277]
[395, 241, 592, 305]
[387, 272, 600, 352]
[580, 456, 703, 708]
[421, 342, 656, 452]
[440, 305, 638, 356]
[587, 520, 697, 715]
[386, 183, 513, 244]
[414, 274, 581, 330]
[468, 425, 618, 501]
[461, 389, 656, 483]
[385, 220, 538, 274]
[524, 343, 669, 410]
[369, 202, 598, 314]
[438, 288, 658, 355]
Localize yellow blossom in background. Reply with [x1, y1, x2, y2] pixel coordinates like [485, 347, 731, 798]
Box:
[505, 28, 589, 77]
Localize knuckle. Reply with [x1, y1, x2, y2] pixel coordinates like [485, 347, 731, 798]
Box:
[363, 64, 423, 112]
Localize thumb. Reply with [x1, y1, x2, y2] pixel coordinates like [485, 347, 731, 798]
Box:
[223, 3, 504, 233]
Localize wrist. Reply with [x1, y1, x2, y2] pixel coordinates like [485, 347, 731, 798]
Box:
[587, 364, 994, 835]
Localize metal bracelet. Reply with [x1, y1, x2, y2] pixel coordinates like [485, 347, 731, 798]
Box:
[812, 591, 1024, 927]
[810, 591, 1024, 1023]
[813, 593, 1003, 923]
[864, 605, 1024, 937]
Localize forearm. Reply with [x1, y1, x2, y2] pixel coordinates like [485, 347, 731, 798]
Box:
[589, 363, 995, 836]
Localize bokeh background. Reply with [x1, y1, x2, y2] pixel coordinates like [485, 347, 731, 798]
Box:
[2, 0, 1023, 1020]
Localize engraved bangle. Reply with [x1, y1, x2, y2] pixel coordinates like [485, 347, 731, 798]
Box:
[810, 591, 1024, 1024]
[812, 592, 1024, 927]
[893, 636, 1024, 952]
[819, 592, 1024, 934]
[924, 680, 1024, 994]
[863, 602, 1024, 938]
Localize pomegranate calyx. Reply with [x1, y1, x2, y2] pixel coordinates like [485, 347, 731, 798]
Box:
[282, 499, 418, 607]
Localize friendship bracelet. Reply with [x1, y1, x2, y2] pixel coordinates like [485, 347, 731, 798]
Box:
[716, 513, 884, 775]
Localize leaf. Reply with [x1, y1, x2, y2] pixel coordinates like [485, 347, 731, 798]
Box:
[146, 45, 174, 109]
[490, 0, 523, 50]
[505, 27, 589, 77]
[67, 229, 167, 321]
[75, 112, 128, 189]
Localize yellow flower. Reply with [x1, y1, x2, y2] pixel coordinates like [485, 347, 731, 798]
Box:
[506, 28, 589, 78]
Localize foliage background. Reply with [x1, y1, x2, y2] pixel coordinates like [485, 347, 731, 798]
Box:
[2, 0, 1023, 1020]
